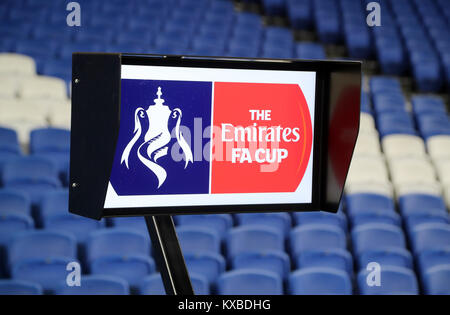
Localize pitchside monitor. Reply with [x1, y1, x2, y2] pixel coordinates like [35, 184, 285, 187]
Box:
[69, 53, 361, 219]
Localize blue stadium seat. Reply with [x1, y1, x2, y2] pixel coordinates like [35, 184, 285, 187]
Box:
[2, 157, 61, 205]
[184, 252, 226, 284]
[375, 37, 406, 75]
[177, 226, 220, 255]
[295, 248, 353, 275]
[422, 265, 450, 295]
[0, 151, 20, 184]
[30, 128, 70, 178]
[358, 266, 419, 295]
[0, 189, 30, 215]
[346, 193, 395, 218]
[86, 228, 150, 263]
[405, 210, 449, 238]
[411, 55, 443, 92]
[295, 42, 326, 60]
[290, 224, 346, 257]
[138, 273, 165, 295]
[0, 127, 20, 155]
[377, 112, 416, 137]
[293, 211, 347, 231]
[227, 226, 284, 259]
[351, 210, 401, 228]
[11, 257, 77, 293]
[190, 273, 210, 295]
[417, 114, 450, 139]
[235, 213, 291, 237]
[410, 223, 450, 254]
[43, 213, 104, 244]
[399, 194, 447, 216]
[0, 212, 33, 247]
[90, 255, 155, 288]
[372, 92, 407, 115]
[352, 223, 406, 255]
[287, 0, 313, 29]
[8, 230, 76, 266]
[262, 0, 286, 16]
[177, 214, 232, 240]
[369, 77, 402, 95]
[55, 275, 130, 295]
[411, 96, 447, 117]
[232, 250, 290, 279]
[111, 217, 147, 234]
[418, 248, 450, 275]
[289, 267, 352, 295]
[357, 248, 413, 271]
[0, 279, 42, 295]
[217, 269, 283, 295]
[39, 190, 68, 219]
[314, 2, 341, 44]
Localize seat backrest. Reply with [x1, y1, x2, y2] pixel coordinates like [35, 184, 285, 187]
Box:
[30, 128, 70, 153]
[423, 265, 450, 295]
[0, 279, 42, 295]
[232, 250, 290, 279]
[177, 226, 221, 255]
[411, 223, 450, 254]
[0, 127, 20, 153]
[0, 189, 30, 215]
[358, 266, 419, 295]
[289, 267, 352, 295]
[177, 214, 232, 239]
[184, 252, 226, 284]
[399, 193, 447, 215]
[138, 274, 166, 295]
[2, 157, 59, 186]
[8, 230, 76, 265]
[295, 248, 353, 275]
[358, 248, 413, 270]
[55, 275, 129, 295]
[217, 269, 283, 295]
[235, 213, 292, 236]
[227, 225, 284, 258]
[290, 224, 346, 256]
[418, 248, 450, 273]
[352, 223, 405, 254]
[87, 228, 149, 262]
[40, 190, 69, 218]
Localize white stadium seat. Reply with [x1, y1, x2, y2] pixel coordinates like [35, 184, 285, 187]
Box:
[359, 112, 376, 133]
[382, 134, 426, 159]
[345, 181, 394, 198]
[0, 53, 36, 76]
[427, 135, 450, 161]
[48, 101, 71, 129]
[395, 182, 442, 199]
[353, 132, 382, 157]
[347, 156, 389, 185]
[433, 159, 450, 185]
[18, 75, 68, 100]
[388, 157, 436, 186]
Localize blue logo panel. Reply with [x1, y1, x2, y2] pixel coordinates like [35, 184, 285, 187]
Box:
[110, 79, 212, 195]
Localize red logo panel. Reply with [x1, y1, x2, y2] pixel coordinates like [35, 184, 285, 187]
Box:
[211, 82, 313, 194]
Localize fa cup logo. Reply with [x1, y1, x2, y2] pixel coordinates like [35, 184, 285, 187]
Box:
[120, 87, 194, 188]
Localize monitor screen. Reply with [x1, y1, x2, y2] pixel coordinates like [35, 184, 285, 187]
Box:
[104, 64, 316, 209]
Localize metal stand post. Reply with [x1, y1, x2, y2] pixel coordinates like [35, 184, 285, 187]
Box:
[145, 215, 194, 295]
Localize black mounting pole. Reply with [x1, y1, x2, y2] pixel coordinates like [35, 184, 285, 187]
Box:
[145, 215, 194, 295]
